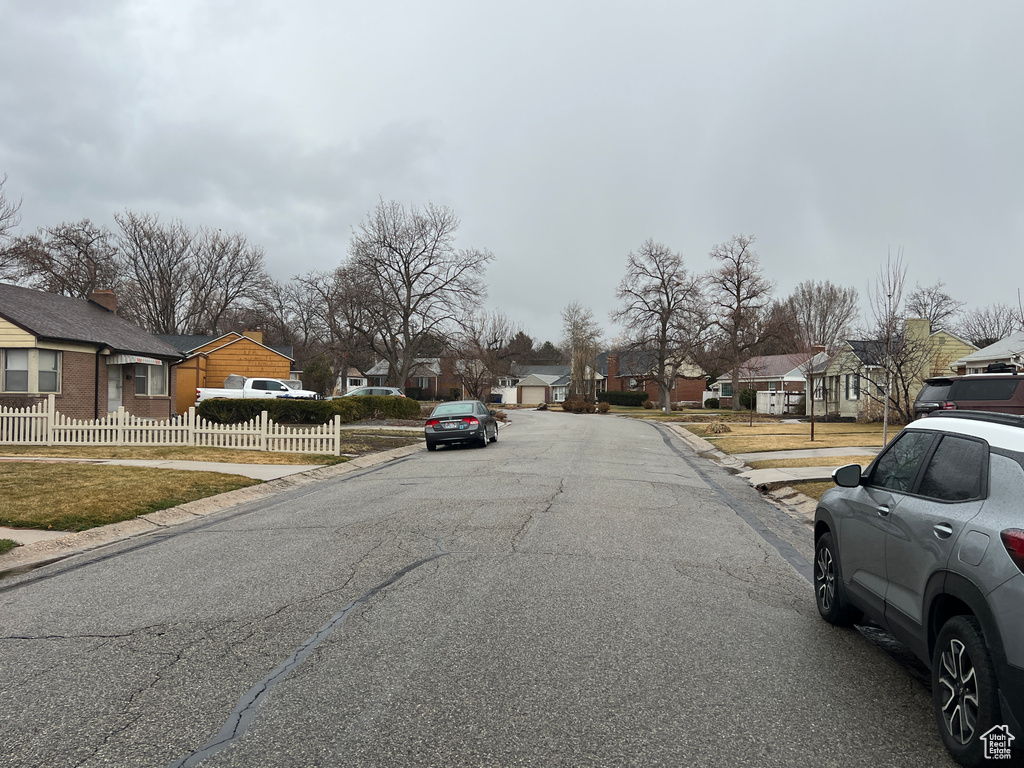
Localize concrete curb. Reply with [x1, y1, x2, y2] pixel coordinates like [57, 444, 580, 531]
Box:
[0, 443, 425, 579]
[659, 422, 819, 527]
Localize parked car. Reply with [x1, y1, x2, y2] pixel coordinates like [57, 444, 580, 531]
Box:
[340, 386, 406, 398]
[424, 400, 498, 451]
[914, 371, 1024, 418]
[195, 377, 319, 403]
[913, 376, 955, 419]
[814, 410, 1024, 766]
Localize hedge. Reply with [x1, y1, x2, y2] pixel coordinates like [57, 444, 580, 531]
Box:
[197, 395, 421, 425]
[597, 390, 650, 407]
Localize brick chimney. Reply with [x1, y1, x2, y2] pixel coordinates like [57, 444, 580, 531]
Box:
[89, 289, 118, 314]
[608, 353, 619, 381]
[242, 329, 264, 344]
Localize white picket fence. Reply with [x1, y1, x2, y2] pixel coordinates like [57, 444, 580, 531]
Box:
[0, 395, 345, 455]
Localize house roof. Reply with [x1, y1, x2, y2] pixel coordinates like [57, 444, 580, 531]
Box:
[952, 331, 1024, 367]
[596, 350, 705, 378]
[156, 332, 294, 360]
[365, 358, 442, 377]
[512, 364, 570, 378]
[0, 283, 183, 360]
[722, 352, 824, 381]
[517, 373, 562, 387]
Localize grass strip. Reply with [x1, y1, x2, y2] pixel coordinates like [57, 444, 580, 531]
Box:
[0, 463, 259, 532]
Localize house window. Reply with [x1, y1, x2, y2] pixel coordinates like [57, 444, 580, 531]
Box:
[768, 381, 777, 391]
[3, 350, 28, 392]
[628, 377, 638, 391]
[416, 377, 431, 390]
[721, 383, 733, 397]
[845, 374, 860, 400]
[134, 363, 167, 396]
[2, 349, 62, 393]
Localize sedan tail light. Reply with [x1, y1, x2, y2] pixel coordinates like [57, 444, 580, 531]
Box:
[462, 417, 480, 426]
[1001, 529, 1024, 573]
[425, 419, 440, 428]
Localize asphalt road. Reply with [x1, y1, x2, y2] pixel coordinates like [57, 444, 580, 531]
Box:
[0, 411, 955, 767]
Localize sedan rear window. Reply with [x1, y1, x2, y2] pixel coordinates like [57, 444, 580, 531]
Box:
[432, 403, 474, 417]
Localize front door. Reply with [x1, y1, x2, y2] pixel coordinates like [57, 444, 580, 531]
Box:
[107, 364, 123, 412]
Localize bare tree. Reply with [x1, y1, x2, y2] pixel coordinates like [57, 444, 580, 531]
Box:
[706, 234, 775, 410]
[0, 174, 23, 281]
[189, 228, 270, 335]
[346, 200, 494, 388]
[4, 219, 119, 298]
[115, 211, 200, 333]
[611, 239, 709, 411]
[787, 280, 859, 439]
[561, 301, 602, 399]
[450, 311, 522, 400]
[957, 302, 1023, 348]
[906, 280, 964, 330]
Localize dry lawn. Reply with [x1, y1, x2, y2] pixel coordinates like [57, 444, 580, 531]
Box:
[0, 434, 422, 465]
[747, 455, 876, 470]
[785, 480, 836, 502]
[684, 422, 887, 454]
[0, 463, 259, 531]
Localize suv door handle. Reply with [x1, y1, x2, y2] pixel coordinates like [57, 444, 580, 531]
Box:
[876, 506, 890, 517]
[933, 523, 954, 539]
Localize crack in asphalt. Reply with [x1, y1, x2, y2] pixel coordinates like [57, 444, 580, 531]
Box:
[511, 477, 565, 551]
[164, 548, 450, 768]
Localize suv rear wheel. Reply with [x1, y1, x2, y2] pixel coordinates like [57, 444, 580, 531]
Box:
[932, 616, 1001, 767]
[813, 532, 862, 625]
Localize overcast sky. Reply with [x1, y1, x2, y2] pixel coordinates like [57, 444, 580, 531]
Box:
[2, 1, 1022, 344]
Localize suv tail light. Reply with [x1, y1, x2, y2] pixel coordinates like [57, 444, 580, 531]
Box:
[1001, 529, 1024, 573]
[938, 401, 957, 410]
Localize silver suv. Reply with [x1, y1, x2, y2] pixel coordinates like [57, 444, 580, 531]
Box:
[814, 411, 1024, 767]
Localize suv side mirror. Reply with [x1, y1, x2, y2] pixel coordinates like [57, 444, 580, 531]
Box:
[832, 463, 863, 488]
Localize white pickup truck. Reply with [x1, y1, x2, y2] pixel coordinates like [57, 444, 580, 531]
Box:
[195, 377, 320, 403]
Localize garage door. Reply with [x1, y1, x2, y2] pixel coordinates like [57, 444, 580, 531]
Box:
[519, 386, 548, 405]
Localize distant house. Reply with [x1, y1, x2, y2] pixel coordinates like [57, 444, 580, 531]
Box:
[812, 319, 976, 420]
[334, 367, 368, 394]
[950, 331, 1024, 374]
[599, 351, 706, 406]
[365, 358, 459, 400]
[157, 330, 295, 414]
[0, 283, 183, 419]
[711, 352, 825, 413]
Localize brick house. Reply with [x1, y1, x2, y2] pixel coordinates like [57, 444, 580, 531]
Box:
[598, 351, 706, 405]
[157, 330, 295, 414]
[711, 352, 824, 411]
[0, 283, 183, 420]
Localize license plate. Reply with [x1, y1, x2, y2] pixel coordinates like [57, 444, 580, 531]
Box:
[441, 421, 458, 429]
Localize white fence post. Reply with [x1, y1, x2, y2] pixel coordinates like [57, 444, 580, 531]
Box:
[260, 410, 269, 452]
[47, 394, 55, 445]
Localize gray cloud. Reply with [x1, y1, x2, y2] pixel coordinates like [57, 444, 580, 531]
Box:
[3, 0, 1023, 344]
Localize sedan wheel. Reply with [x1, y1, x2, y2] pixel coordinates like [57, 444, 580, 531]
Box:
[426, 442, 437, 452]
[489, 425, 498, 443]
[933, 616, 1001, 767]
[478, 429, 488, 448]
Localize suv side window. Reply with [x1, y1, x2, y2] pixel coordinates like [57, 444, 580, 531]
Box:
[917, 435, 988, 501]
[869, 431, 934, 492]
[952, 378, 1020, 401]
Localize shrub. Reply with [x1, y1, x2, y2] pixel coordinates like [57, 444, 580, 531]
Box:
[197, 398, 333, 425]
[642, 399, 654, 409]
[561, 395, 596, 414]
[705, 420, 732, 434]
[703, 398, 720, 409]
[301, 354, 335, 396]
[197, 394, 420, 425]
[597, 390, 650, 407]
[597, 401, 611, 413]
[405, 386, 426, 401]
[335, 395, 421, 421]
[739, 388, 757, 410]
